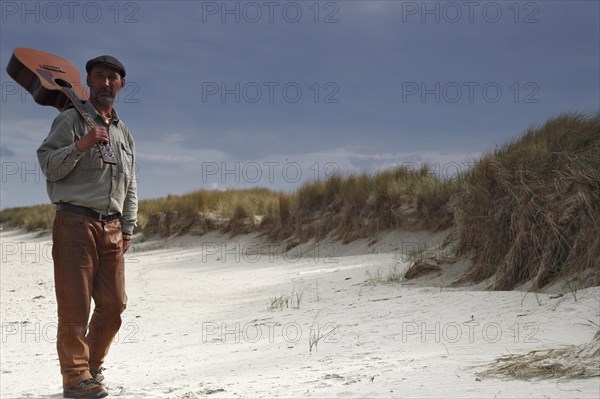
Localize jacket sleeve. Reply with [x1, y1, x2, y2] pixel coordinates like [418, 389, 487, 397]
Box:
[37, 111, 85, 182]
[120, 131, 138, 235]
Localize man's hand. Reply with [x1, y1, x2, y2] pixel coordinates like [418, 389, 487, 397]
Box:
[123, 240, 132, 253]
[76, 127, 109, 152]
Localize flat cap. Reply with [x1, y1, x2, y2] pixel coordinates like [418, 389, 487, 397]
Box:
[85, 55, 126, 77]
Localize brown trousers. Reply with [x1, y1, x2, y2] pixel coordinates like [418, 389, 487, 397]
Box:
[52, 211, 127, 389]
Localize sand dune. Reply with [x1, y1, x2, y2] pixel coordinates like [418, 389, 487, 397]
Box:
[1, 228, 598, 398]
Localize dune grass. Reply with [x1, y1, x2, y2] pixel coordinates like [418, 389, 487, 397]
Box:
[454, 112, 600, 289]
[0, 204, 55, 231]
[1, 112, 597, 291]
[0, 188, 282, 233]
[267, 165, 465, 243]
[137, 187, 281, 229]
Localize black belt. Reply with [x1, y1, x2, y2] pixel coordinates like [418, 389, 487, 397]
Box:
[56, 203, 121, 222]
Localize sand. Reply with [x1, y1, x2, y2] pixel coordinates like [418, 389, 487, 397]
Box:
[1, 228, 598, 398]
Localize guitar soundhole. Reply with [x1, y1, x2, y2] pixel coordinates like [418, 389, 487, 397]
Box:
[54, 78, 73, 89]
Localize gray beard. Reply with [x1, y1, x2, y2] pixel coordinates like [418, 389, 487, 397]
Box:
[94, 93, 115, 107]
[97, 96, 115, 106]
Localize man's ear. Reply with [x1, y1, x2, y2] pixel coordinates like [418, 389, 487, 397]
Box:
[120, 78, 126, 89]
[86, 74, 91, 88]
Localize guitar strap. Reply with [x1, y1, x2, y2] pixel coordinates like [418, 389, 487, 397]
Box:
[71, 100, 97, 128]
[59, 87, 97, 128]
[60, 87, 117, 164]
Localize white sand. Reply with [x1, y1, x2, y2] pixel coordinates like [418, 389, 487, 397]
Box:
[1, 228, 599, 398]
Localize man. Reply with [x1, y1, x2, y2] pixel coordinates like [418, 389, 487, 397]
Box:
[37, 55, 137, 399]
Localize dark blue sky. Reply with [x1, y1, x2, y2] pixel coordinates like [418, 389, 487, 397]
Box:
[1, 1, 599, 208]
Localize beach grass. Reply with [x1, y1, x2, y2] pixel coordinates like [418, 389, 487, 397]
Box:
[1, 111, 598, 291]
[478, 330, 600, 380]
[137, 187, 281, 229]
[454, 112, 600, 289]
[0, 204, 55, 231]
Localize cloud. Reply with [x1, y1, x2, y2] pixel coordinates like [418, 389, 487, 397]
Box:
[260, 147, 482, 178]
[137, 153, 198, 165]
[0, 146, 16, 158]
[136, 141, 233, 168]
[0, 117, 54, 142]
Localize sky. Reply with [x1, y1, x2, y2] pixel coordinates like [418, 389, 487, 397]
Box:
[1, 0, 599, 210]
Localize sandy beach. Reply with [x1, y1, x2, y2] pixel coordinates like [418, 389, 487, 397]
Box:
[1, 228, 598, 398]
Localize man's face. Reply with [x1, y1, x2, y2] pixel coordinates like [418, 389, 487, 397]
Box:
[86, 65, 125, 107]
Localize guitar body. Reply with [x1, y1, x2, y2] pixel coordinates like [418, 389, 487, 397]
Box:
[7, 47, 89, 111]
[7, 48, 117, 164]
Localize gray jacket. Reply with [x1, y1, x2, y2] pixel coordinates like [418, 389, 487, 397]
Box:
[37, 101, 138, 235]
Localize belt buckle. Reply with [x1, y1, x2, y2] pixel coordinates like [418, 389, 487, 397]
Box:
[98, 214, 110, 222]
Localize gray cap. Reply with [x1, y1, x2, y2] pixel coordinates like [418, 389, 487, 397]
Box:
[85, 55, 126, 77]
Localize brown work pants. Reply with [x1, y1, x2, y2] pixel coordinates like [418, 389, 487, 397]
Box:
[52, 211, 127, 389]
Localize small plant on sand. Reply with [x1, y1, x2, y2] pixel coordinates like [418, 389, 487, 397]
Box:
[364, 263, 404, 285]
[308, 325, 321, 352]
[385, 262, 403, 283]
[364, 268, 383, 286]
[309, 322, 339, 352]
[267, 286, 305, 311]
[268, 294, 289, 311]
[519, 289, 545, 307]
[290, 287, 305, 309]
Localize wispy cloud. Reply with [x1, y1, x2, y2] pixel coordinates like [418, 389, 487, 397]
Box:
[137, 153, 198, 165]
[0, 146, 16, 158]
[0, 117, 53, 142]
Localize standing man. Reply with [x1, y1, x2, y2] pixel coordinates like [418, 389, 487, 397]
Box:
[37, 55, 137, 399]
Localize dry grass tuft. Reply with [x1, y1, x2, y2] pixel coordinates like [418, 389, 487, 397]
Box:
[479, 331, 600, 380]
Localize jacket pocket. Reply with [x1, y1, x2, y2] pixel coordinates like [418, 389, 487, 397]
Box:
[118, 142, 134, 177]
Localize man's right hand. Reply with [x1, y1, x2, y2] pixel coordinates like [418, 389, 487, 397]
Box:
[75, 127, 109, 152]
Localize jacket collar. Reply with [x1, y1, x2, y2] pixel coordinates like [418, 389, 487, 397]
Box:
[84, 101, 120, 124]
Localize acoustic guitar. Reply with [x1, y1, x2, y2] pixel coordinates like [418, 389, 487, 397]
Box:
[6, 47, 117, 164]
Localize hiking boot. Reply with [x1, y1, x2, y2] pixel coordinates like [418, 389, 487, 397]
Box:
[63, 378, 108, 398]
[91, 368, 106, 384]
